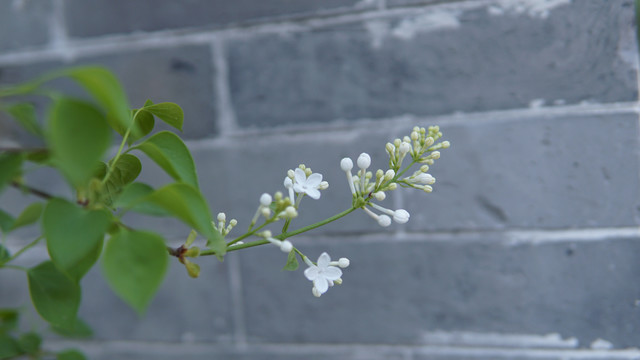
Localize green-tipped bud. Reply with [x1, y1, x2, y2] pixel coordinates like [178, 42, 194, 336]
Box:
[385, 142, 395, 154]
[185, 229, 197, 247]
[441, 141, 450, 148]
[274, 191, 283, 201]
[376, 169, 384, 179]
[425, 137, 435, 147]
[420, 165, 430, 173]
[185, 260, 201, 278]
[393, 138, 402, 147]
[185, 247, 201, 258]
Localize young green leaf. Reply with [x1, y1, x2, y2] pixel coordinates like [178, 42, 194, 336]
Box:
[107, 109, 154, 144]
[57, 349, 87, 360]
[10, 202, 43, 231]
[142, 102, 184, 131]
[102, 230, 168, 314]
[0, 309, 18, 333]
[43, 199, 111, 281]
[100, 154, 142, 205]
[5, 103, 41, 136]
[0, 210, 15, 234]
[51, 318, 93, 338]
[47, 98, 111, 188]
[61, 66, 132, 137]
[0, 153, 23, 193]
[145, 183, 225, 257]
[0, 334, 21, 359]
[27, 261, 81, 329]
[113, 182, 169, 216]
[17, 332, 41, 355]
[0, 245, 9, 264]
[283, 250, 299, 271]
[131, 131, 199, 189]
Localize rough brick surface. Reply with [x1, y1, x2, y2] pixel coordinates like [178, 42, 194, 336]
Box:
[63, 0, 368, 38]
[0, 45, 217, 139]
[405, 111, 640, 231]
[239, 236, 640, 348]
[0, 0, 52, 52]
[227, 0, 636, 128]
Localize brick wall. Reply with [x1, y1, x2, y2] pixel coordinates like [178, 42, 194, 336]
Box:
[1, 0, 639, 359]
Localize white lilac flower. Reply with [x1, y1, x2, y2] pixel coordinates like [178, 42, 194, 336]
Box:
[304, 252, 343, 296]
[284, 177, 295, 202]
[369, 202, 410, 224]
[292, 168, 323, 200]
[362, 206, 391, 227]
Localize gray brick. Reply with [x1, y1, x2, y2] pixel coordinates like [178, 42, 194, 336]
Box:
[227, 0, 637, 128]
[63, 0, 368, 38]
[405, 111, 640, 232]
[0, 247, 233, 342]
[239, 236, 640, 348]
[0, 44, 217, 140]
[0, 0, 52, 52]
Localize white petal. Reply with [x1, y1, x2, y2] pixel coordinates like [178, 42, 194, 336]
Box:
[284, 177, 293, 188]
[294, 168, 306, 184]
[317, 252, 331, 268]
[304, 266, 320, 280]
[305, 188, 321, 199]
[314, 277, 329, 294]
[293, 183, 304, 194]
[323, 266, 342, 281]
[306, 173, 323, 187]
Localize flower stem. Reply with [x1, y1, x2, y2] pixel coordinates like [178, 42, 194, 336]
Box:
[5, 236, 44, 263]
[199, 206, 357, 256]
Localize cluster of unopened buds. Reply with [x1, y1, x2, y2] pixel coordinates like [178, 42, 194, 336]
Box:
[180, 126, 448, 297]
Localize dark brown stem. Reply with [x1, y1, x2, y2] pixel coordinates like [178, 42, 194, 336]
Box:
[11, 181, 53, 200]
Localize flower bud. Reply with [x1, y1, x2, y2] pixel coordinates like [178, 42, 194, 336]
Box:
[357, 153, 371, 169]
[384, 169, 395, 180]
[260, 193, 272, 206]
[284, 177, 293, 188]
[229, 219, 238, 227]
[420, 165, 430, 173]
[411, 131, 419, 140]
[184, 247, 201, 257]
[334, 278, 343, 285]
[425, 137, 435, 147]
[280, 240, 293, 253]
[393, 138, 402, 147]
[338, 258, 350, 268]
[261, 207, 271, 217]
[340, 157, 353, 171]
[388, 183, 397, 190]
[185, 260, 201, 278]
[385, 143, 395, 153]
[312, 287, 322, 297]
[217, 213, 226, 222]
[263, 230, 273, 238]
[393, 209, 410, 224]
[374, 191, 386, 201]
[430, 151, 440, 159]
[441, 141, 450, 148]
[423, 185, 433, 193]
[287, 169, 295, 178]
[378, 215, 392, 227]
[285, 206, 298, 218]
[399, 142, 411, 155]
[274, 191, 283, 201]
[319, 181, 329, 190]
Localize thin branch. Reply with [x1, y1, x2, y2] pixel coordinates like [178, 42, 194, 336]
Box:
[11, 181, 53, 200]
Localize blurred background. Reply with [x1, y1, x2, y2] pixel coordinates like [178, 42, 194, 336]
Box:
[0, 0, 639, 359]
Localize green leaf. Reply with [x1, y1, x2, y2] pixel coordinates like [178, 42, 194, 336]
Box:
[0, 309, 18, 333]
[102, 230, 168, 314]
[0, 153, 23, 193]
[61, 66, 132, 137]
[5, 103, 41, 136]
[0, 334, 21, 359]
[47, 98, 111, 187]
[0, 209, 15, 234]
[57, 349, 87, 360]
[100, 154, 142, 205]
[132, 131, 199, 188]
[51, 317, 93, 338]
[43, 199, 111, 281]
[27, 261, 81, 329]
[142, 102, 184, 131]
[107, 109, 154, 144]
[0, 245, 9, 264]
[113, 182, 170, 216]
[145, 183, 224, 258]
[17, 332, 41, 355]
[10, 202, 43, 231]
[283, 250, 299, 271]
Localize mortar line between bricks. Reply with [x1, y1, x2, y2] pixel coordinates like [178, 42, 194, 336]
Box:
[39, 339, 640, 358]
[5, 227, 640, 255]
[227, 253, 248, 347]
[210, 37, 238, 135]
[49, 0, 71, 61]
[0, 0, 497, 66]
[181, 101, 640, 149]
